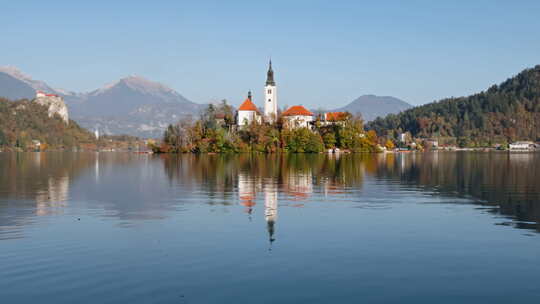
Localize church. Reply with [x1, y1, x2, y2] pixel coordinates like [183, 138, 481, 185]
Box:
[236, 60, 316, 129]
[236, 60, 279, 126]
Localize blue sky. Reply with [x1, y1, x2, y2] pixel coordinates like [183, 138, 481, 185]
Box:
[2, 0, 539, 108]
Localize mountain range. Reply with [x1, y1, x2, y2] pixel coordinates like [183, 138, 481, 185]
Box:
[0, 66, 58, 100]
[332, 95, 412, 121]
[0, 66, 410, 137]
[0, 67, 204, 138]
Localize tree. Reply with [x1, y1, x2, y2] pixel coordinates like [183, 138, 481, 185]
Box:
[0, 130, 6, 146]
[306, 132, 324, 153]
[156, 102, 380, 154]
[367, 65, 540, 145]
[322, 132, 336, 149]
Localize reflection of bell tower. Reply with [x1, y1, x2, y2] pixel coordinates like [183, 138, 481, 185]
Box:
[264, 182, 278, 248]
[95, 152, 100, 183]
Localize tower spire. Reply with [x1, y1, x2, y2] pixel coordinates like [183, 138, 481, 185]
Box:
[264, 59, 278, 122]
[266, 59, 275, 86]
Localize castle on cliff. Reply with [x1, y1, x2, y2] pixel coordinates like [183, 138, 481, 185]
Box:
[35, 91, 69, 124]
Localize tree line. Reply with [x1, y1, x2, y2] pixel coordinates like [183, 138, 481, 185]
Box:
[367, 65, 540, 147]
[155, 101, 381, 153]
[0, 97, 96, 150]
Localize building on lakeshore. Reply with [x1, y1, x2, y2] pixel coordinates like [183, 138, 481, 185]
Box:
[282, 105, 314, 129]
[320, 112, 349, 126]
[423, 138, 439, 149]
[509, 141, 536, 150]
[399, 133, 407, 143]
[236, 91, 261, 126]
[31, 140, 41, 151]
[214, 113, 226, 126]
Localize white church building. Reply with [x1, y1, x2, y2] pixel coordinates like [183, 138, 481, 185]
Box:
[236, 60, 315, 129]
[237, 60, 279, 126]
[282, 105, 314, 129]
[237, 91, 261, 126]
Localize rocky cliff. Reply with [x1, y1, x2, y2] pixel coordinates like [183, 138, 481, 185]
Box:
[35, 95, 69, 124]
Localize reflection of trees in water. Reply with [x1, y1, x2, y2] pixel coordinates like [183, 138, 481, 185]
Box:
[0, 152, 95, 238]
[0, 152, 97, 203]
[161, 154, 239, 203]
[371, 152, 540, 232]
[4, 151, 536, 240]
[162, 154, 366, 200]
[35, 176, 70, 216]
[159, 152, 537, 234]
[163, 154, 368, 246]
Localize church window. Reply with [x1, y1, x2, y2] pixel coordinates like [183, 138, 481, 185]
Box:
[268, 99, 271, 102]
[268, 89, 272, 94]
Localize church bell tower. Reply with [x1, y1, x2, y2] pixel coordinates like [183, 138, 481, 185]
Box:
[264, 60, 278, 122]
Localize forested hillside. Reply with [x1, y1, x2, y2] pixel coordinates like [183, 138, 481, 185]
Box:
[368, 65, 540, 146]
[0, 98, 96, 150]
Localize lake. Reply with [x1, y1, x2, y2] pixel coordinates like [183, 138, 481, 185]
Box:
[1, 152, 539, 303]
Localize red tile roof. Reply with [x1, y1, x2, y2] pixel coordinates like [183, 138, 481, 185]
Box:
[282, 105, 313, 116]
[238, 98, 258, 111]
[36, 90, 59, 97]
[325, 112, 348, 121]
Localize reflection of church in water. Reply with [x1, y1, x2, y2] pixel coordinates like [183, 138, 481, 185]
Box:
[237, 169, 314, 247]
[264, 182, 278, 245]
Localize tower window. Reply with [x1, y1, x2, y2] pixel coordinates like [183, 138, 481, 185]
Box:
[268, 89, 272, 94]
[268, 99, 271, 102]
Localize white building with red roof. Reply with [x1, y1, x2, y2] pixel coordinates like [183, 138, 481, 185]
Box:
[320, 111, 350, 126]
[36, 91, 59, 98]
[282, 105, 314, 129]
[235, 60, 280, 126]
[35, 90, 69, 124]
[237, 91, 261, 126]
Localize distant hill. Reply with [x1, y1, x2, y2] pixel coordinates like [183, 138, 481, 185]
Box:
[77, 76, 199, 115]
[367, 65, 540, 146]
[0, 67, 205, 138]
[71, 76, 205, 137]
[333, 95, 412, 121]
[0, 97, 96, 150]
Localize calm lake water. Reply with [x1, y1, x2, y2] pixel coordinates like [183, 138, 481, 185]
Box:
[1, 152, 539, 303]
